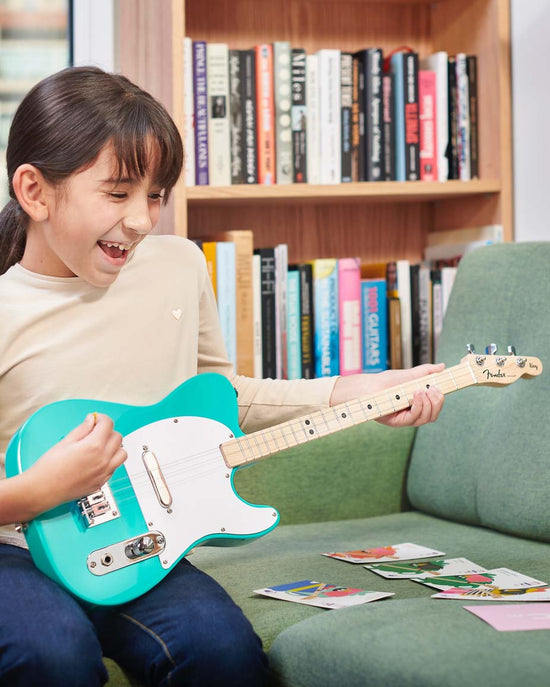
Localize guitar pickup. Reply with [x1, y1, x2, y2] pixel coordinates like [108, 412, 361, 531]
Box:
[77, 483, 119, 528]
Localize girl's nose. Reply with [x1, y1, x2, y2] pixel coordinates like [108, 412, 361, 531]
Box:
[123, 199, 153, 235]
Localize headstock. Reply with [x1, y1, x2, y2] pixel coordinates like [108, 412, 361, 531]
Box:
[461, 344, 543, 386]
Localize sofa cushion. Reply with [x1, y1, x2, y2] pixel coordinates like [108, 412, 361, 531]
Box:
[407, 243, 550, 542]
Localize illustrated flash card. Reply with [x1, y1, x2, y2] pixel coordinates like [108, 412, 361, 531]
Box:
[415, 567, 548, 599]
[465, 603, 550, 630]
[366, 557, 487, 580]
[322, 542, 445, 564]
[434, 586, 550, 601]
[254, 580, 394, 609]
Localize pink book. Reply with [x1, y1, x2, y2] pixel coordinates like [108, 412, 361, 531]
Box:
[419, 70, 438, 181]
[338, 258, 362, 375]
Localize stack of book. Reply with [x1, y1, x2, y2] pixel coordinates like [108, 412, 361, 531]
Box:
[183, 40, 479, 187]
[193, 225, 501, 379]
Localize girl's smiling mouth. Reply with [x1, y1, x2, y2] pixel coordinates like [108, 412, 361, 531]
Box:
[97, 240, 133, 261]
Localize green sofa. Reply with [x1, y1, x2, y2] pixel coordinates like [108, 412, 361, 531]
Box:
[106, 242, 550, 686]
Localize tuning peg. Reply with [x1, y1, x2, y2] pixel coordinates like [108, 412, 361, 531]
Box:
[466, 343, 476, 354]
[485, 343, 498, 355]
[507, 345, 516, 356]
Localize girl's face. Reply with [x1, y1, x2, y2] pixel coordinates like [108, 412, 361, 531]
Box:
[21, 143, 165, 287]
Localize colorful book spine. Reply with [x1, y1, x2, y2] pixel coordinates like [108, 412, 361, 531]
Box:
[404, 51, 420, 181]
[340, 52, 353, 183]
[193, 40, 209, 185]
[361, 278, 388, 373]
[207, 43, 231, 186]
[183, 37, 195, 187]
[215, 242, 237, 368]
[291, 48, 307, 183]
[420, 51, 449, 181]
[273, 41, 293, 185]
[351, 54, 361, 181]
[286, 266, 302, 379]
[255, 44, 275, 185]
[229, 49, 245, 185]
[390, 51, 405, 181]
[202, 241, 217, 296]
[312, 258, 339, 377]
[418, 70, 438, 181]
[242, 49, 258, 184]
[252, 253, 263, 377]
[317, 49, 341, 184]
[337, 258, 362, 375]
[298, 263, 314, 379]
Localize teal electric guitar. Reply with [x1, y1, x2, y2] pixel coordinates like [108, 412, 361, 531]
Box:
[5, 348, 542, 605]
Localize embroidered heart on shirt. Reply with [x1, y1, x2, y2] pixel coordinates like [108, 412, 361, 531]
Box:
[171, 308, 182, 321]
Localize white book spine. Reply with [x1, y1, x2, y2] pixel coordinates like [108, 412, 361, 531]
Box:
[420, 52, 449, 182]
[183, 37, 196, 187]
[273, 41, 293, 185]
[252, 254, 263, 378]
[317, 49, 341, 184]
[306, 54, 320, 184]
[207, 43, 231, 186]
[397, 259, 413, 369]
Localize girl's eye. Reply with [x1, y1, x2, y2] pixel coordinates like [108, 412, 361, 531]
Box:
[109, 192, 127, 199]
[149, 192, 165, 201]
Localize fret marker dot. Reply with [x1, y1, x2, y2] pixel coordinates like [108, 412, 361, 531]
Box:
[395, 395, 400, 400]
[367, 404, 372, 410]
[309, 429, 314, 435]
[341, 412, 347, 418]
[426, 384, 430, 389]
[305, 420, 310, 425]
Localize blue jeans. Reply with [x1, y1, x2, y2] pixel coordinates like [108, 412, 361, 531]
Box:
[0, 544, 268, 687]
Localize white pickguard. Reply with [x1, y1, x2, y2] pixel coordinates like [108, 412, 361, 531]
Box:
[122, 416, 277, 568]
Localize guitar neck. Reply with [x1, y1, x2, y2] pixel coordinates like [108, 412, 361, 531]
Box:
[220, 361, 478, 469]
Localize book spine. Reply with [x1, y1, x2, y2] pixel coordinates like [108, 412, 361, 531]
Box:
[255, 248, 277, 378]
[404, 51, 420, 181]
[430, 268, 443, 361]
[420, 52, 449, 181]
[291, 48, 307, 183]
[286, 267, 302, 379]
[351, 54, 361, 182]
[202, 241, 217, 296]
[396, 259, 412, 368]
[365, 48, 384, 181]
[298, 263, 315, 379]
[388, 297, 402, 369]
[340, 53, 353, 183]
[318, 49, 341, 184]
[275, 244, 288, 379]
[229, 50, 245, 185]
[183, 37, 195, 187]
[193, 40, 209, 185]
[447, 56, 459, 180]
[467, 54, 479, 179]
[338, 258, 362, 375]
[312, 258, 339, 377]
[255, 44, 275, 185]
[242, 49, 258, 184]
[456, 53, 471, 180]
[252, 253, 263, 377]
[207, 43, 231, 186]
[410, 264, 431, 366]
[390, 52, 405, 181]
[306, 54, 320, 184]
[361, 278, 388, 373]
[382, 74, 395, 180]
[418, 70, 438, 181]
[354, 51, 366, 181]
[216, 242, 237, 368]
[273, 42, 293, 185]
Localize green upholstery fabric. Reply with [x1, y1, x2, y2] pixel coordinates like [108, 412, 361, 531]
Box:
[407, 243, 550, 542]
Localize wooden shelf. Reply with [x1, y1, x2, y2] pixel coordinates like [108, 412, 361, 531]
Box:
[186, 179, 501, 205]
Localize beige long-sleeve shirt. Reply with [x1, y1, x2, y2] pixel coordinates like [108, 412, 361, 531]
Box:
[0, 235, 336, 547]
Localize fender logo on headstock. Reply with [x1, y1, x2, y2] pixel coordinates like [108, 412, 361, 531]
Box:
[482, 369, 507, 379]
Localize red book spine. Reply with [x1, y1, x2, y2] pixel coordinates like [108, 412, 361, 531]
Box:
[255, 44, 275, 185]
[419, 70, 438, 181]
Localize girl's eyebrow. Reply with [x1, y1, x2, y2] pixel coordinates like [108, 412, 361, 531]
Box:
[100, 177, 134, 184]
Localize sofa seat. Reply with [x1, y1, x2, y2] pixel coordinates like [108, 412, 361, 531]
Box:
[189, 511, 550, 686]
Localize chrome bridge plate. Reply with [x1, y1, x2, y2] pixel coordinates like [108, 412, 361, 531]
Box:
[78, 482, 119, 528]
[87, 531, 165, 576]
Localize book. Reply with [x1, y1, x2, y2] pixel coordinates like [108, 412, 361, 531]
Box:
[183, 37, 195, 187]
[420, 51, 449, 181]
[364, 48, 384, 181]
[298, 263, 315, 379]
[455, 53, 471, 180]
[275, 244, 288, 379]
[390, 51, 406, 181]
[254, 247, 277, 378]
[202, 241, 217, 296]
[418, 70, 438, 181]
[447, 56, 459, 179]
[382, 73, 395, 180]
[337, 258, 362, 375]
[215, 241, 237, 367]
[353, 50, 366, 180]
[306, 54, 320, 184]
[229, 49, 245, 184]
[286, 266, 302, 379]
[255, 44, 275, 184]
[311, 258, 339, 377]
[207, 43, 231, 186]
[426, 224, 503, 248]
[395, 259, 412, 368]
[208, 230, 254, 377]
[291, 48, 307, 183]
[242, 49, 258, 184]
[388, 297, 402, 369]
[403, 51, 420, 181]
[340, 52, 353, 183]
[361, 278, 388, 373]
[252, 253, 263, 377]
[273, 41, 293, 185]
[467, 54, 479, 179]
[351, 53, 361, 181]
[430, 268, 443, 360]
[409, 263, 432, 366]
[317, 49, 341, 184]
[193, 40, 209, 185]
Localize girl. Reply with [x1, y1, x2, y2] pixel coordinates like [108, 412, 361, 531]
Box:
[0, 66, 444, 687]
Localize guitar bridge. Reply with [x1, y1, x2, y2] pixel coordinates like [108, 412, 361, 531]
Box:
[77, 483, 119, 528]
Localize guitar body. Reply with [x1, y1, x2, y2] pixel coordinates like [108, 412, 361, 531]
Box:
[5, 373, 279, 606]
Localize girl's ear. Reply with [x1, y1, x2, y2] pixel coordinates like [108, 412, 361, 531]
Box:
[12, 164, 51, 222]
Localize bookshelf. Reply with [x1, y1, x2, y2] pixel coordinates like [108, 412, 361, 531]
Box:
[117, 0, 513, 265]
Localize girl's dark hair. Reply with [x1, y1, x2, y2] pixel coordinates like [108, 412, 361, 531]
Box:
[0, 66, 183, 275]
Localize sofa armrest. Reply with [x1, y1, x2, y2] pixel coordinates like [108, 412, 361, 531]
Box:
[233, 422, 416, 525]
